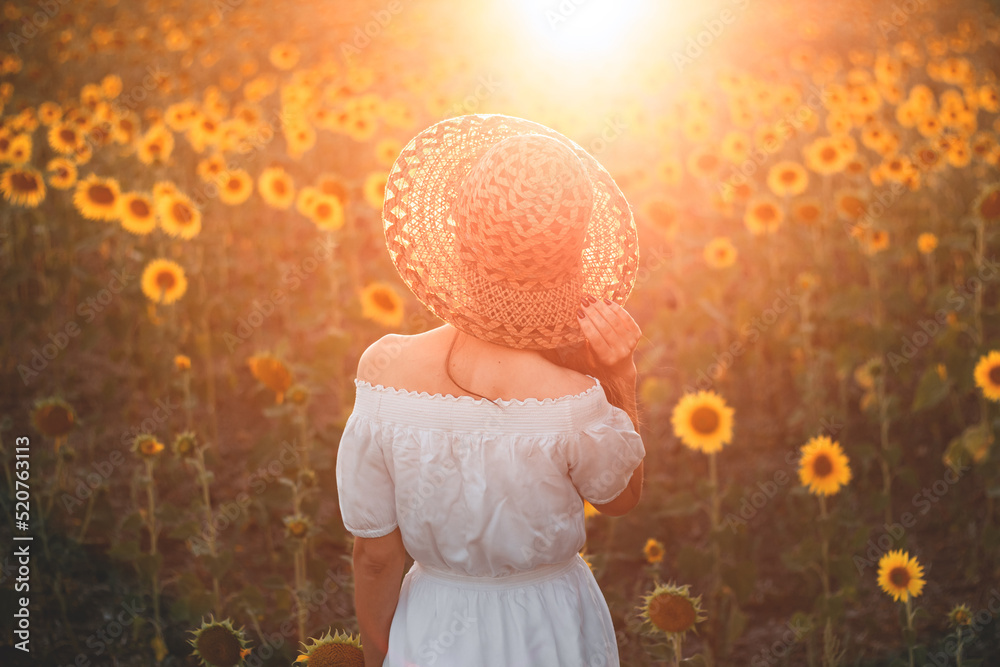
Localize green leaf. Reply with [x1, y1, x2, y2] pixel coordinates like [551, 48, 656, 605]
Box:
[722, 560, 757, 606]
[657, 491, 700, 517]
[911, 365, 952, 413]
[135, 552, 163, 582]
[107, 539, 140, 562]
[725, 602, 748, 647]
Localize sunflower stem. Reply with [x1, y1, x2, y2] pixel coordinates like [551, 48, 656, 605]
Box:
[818, 495, 831, 603]
[973, 216, 985, 346]
[144, 457, 165, 659]
[876, 359, 893, 526]
[904, 595, 915, 667]
[195, 448, 222, 616]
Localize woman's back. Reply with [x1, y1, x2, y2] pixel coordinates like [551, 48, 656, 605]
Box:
[339, 324, 645, 577]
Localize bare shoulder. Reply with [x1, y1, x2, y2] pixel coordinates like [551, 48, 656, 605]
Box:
[525, 358, 599, 398]
[356, 333, 416, 384]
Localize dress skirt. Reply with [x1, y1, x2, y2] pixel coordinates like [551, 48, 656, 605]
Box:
[384, 554, 620, 667]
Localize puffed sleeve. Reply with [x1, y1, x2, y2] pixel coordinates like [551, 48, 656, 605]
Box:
[335, 414, 398, 538]
[566, 403, 646, 505]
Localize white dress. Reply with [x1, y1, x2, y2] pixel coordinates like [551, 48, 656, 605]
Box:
[335, 374, 646, 667]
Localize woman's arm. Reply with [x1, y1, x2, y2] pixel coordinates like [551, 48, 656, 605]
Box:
[353, 527, 407, 666]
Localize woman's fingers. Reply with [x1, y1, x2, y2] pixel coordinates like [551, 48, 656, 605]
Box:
[578, 296, 640, 366]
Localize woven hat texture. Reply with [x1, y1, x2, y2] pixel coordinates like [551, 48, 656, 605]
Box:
[382, 113, 639, 350]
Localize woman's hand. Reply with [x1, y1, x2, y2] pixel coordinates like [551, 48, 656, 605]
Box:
[577, 295, 641, 377]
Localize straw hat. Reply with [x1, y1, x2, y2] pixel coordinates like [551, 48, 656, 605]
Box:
[382, 114, 639, 350]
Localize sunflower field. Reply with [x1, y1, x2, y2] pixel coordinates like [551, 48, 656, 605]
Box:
[3, 0, 1000, 664]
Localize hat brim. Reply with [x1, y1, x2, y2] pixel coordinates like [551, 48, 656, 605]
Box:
[383, 114, 639, 350]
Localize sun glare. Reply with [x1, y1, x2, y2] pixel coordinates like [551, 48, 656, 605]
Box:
[512, 0, 653, 61]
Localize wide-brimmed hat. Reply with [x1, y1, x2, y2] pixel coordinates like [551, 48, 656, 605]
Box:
[382, 114, 639, 350]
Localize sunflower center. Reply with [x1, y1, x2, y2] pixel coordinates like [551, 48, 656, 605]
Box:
[648, 593, 697, 634]
[820, 146, 838, 162]
[812, 453, 833, 477]
[196, 625, 242, 667]
[11, 172, 40, 193]
[690, 406, 720, 435]
[989, 365, 1000, 386]
[756, 204, 777, 223]
[129, 199, 151, 217]
[780, 169, 798, 184]
[156, 270, 177, 290]
[308, 642, 365, 667]
[59, 128, 76, 143]
[273, 179, 287, 196]
[697, 154, 718, 172]
[88, 184, 115, 205]
[172, 202, 194, 225]
[315, 203, 331, 218]
[372, 289, 396, 312]
[227, 177, 242, 191]
[889, 566, 911, 588]
[798, 204, 820, 222]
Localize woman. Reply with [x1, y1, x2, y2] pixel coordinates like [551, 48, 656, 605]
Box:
[336, 114, 646, 666]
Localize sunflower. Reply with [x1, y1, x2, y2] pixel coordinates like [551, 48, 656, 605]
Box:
[375, 138, 402, 167]
[258, 165, 295, 209]
[37, 101, 62, 125]
[287, 384, 310, 406]
[360, 282, 404, 327]
[643, 538, 665, 564]
[196, 154, 226, 183]
[45, 157, 77, 189]
[296, 186, 320, 216]
[219, 169, 253, 205]
[308, 194, 345, 231]
[917, 232, 938, 254]
[30, 397, 76, 441]
[4, 133, 32, 164]
[583, 500, 599, 520]
[973, 184, 1000, 222]
[248, 353, 293, 403]
[973, 350, 1000, 402]
[798, 435, 852, 496]
[744, 197, 783, 235]
[48, 122, 81, 154]
[118, 192, 156, 235]
[269, 42, 300, 70]
[73, 174, 120, 221]
[296, 628, 364, 667]
[157, 191, 202, 239]
[638, 582, 707, 640]
[877, 550, 925, 602]
[188, 616, 251, 667]
[283, 514, 312, 540]
[141, 258, 188, 305]
[791, 198, 823, 226]
[720, 131, 751, 164]
[704, 237, 737, 269]
[804, 136, 848, 175]
[657, 157, 684, 186]
[766, 160, 809, 197]
[131, 434, 165, 459]
[1, 166, 46, 207]
[948, 603, 973, 628]
[363, 171, 388, 210]
[835, 190, 868, 221]
[316, 173, 348, 201]
[284, 122, 316, 158]
[136, 126, 174, 165]
[858, 228, 890, 256]
[642, 197, 678, 239]
[670, 390, 734, 454]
